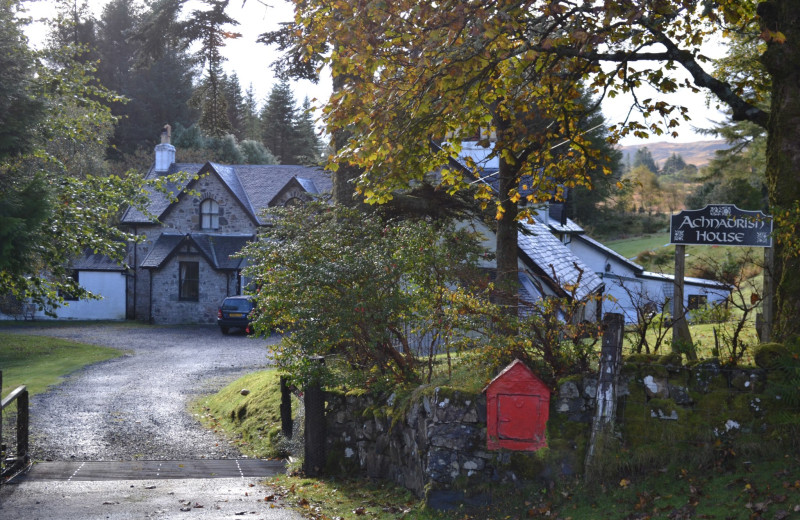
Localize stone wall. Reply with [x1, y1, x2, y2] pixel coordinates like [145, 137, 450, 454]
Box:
[324, 388, 577, 507]
[323, 357, 782, 506]
[149, 253, 235, 324]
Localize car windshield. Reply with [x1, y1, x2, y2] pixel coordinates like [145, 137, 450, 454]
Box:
[222, 299, 252, 312]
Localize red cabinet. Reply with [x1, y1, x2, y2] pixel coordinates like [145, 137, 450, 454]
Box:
[485, 359, 550, 451]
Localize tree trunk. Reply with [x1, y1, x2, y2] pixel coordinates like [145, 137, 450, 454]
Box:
[760, 0, 800, 340]
[496, 151, 519, 314]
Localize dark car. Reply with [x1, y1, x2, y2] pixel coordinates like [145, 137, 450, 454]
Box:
[217, 296, 255, 335]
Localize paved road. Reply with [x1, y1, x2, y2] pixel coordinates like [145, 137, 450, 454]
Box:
[0, 323, 303, 519]
[7, 323, 275, 461]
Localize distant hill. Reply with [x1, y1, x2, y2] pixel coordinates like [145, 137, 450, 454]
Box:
[620, 140, 729, 168]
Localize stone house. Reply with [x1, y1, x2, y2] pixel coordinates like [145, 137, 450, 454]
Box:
[119, 129, 332, 324]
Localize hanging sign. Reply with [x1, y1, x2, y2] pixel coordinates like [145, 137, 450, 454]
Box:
[670, 204, 772, 247]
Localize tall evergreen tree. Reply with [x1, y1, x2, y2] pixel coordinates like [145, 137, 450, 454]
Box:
[241, 83, 262, 141]
[661, 153, 687, 176]
[183, 0, 240, 138]
[260, 81, 298, 163]
[293, 97, 322, 164]
[633, 147, 659, 175]
[47, 0, 98, 66]
[223, 73, 246, 139]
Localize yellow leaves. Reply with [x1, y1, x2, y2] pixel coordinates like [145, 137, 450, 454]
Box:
[761, 29, 786, 44]
[620, 478, 631, 489]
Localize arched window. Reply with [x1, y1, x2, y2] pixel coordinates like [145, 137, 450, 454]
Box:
[200, 199, 219, 230]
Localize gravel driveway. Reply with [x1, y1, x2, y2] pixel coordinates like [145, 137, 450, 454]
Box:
[5, 323, 277, 461]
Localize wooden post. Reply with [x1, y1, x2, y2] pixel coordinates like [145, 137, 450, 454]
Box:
[279, 376, 293, 439]
[672, 244, 695, 359]
[1, 370, 3, 468]
[303, 356, 326, 476]
[584, 313, 624, 481]
[761, 246, 774, 342]
[17, 388, 29, 465]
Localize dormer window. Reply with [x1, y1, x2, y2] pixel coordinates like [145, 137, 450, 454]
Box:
[200, 199, 219, 230]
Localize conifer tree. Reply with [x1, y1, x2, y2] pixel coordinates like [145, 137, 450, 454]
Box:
[260, 81, 298, 163]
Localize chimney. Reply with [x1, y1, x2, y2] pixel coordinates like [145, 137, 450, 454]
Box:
[154, 124, 175, 172]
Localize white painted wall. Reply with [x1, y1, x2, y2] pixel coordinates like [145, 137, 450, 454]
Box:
[567, 236, 730, 323]
[37, 271, 127, 320]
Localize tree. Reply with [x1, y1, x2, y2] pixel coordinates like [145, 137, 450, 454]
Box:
[183, 0, 240, 137]
[223, 72, 246, 139]
[276, 0, 800, 341]
[270, 2, 611, 312]
[242, 204, 487, 388]
[293, 97, 322, 164]
[0, 0, 43, 158]
[260, 81, 299, 163]
[633, 147, 659, 175]
[0, 1, 195, 314]
[662, 153, 687, 176]
[241, 83, 261, 141]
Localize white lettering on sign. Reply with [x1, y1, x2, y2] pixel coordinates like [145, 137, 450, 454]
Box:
[677, 216, 766, 230]
[696, 231, 745, 243]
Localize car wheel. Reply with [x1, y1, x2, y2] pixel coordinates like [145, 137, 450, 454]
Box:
[220, 327, 229, 335]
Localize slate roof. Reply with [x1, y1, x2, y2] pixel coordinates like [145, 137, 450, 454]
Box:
[71, 250, 126, 271]
[639, 271, 732, 290]
[517, 221, 603, 301]
[121, 162, 331, 225]
[574, 233, 644, 272]
[140, 233, 253, 270]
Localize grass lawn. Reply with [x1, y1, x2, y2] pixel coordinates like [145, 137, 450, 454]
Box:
[0, 332, 124, 398]
[605, 232, 672, 260]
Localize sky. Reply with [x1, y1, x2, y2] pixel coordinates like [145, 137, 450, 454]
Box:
[22, 0, 726, 148]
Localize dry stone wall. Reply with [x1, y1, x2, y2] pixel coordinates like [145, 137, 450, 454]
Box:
[323, 358, 781, 508]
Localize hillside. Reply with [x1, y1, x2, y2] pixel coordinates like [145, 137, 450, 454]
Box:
[620, 139, 729, 168]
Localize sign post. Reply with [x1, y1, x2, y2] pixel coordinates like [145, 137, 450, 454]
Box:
[670, 204, 773, 351]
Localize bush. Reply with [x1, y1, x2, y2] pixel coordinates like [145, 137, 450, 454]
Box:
[241, 204, 488, 390]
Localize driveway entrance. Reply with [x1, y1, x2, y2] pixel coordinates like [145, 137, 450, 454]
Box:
[0, 323, 302, 519]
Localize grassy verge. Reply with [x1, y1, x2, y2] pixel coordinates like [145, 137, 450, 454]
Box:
[191, 369, 301, 459]
[0, 332, 124, 398]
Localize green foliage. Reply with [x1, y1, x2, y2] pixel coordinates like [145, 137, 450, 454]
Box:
[632, 147, 658, 174]
[0, 0, 44, 158]
[242, 204, 488, 390]
[171, 123, 278, 165]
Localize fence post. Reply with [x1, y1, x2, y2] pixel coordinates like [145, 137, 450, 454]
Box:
[17, 388, 29, 465]
[280, 376, 293, 439]
[303, 356, 326, 476]
[584, 313, 624, 481]
[1, 370, 3, 470]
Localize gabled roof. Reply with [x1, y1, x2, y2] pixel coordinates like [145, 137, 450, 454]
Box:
[121, 162, 332, 226]
[140, 233, 253, 270]
[517, 221, 603, 301]
[267, 176, 320, 206]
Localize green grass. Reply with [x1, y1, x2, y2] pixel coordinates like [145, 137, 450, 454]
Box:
[192, 369, 300, 459]
[0, 332, 124, 398]
[605, 232, 672, 260]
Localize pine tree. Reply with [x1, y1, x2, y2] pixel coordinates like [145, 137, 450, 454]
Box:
[242, 84, 262, 141]
[260, 81, 298, 163]
[633, 147, 659, 174]
[292, 97, 322, 164]
[223, 73, 246, 139]
[183, 0, 240, 138]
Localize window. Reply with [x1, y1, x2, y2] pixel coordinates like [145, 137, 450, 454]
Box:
[688, 294, 707, 310]
[200, 199, 219, 230]
[179, 262, 199, 301]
